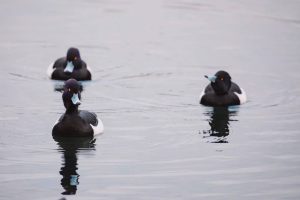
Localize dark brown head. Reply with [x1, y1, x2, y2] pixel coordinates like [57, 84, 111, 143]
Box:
[66, 47, 81, 62]
[62, 79, 81, 112]
[205, 70, 232, 95]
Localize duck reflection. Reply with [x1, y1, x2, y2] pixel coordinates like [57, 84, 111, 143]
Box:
[53, 136, 96, 195]
[53, 81, 84, 92]
[202, 107, 238, 143]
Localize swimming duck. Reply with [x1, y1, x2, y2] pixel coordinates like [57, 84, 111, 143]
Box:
[199, 70, 247, 106]
[52, 79, 103, 137]
[47, 47, 92, 81]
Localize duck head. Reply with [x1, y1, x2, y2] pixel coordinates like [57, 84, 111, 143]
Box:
[63, 79, 81, 112]
[64, 47, 81, 74]
[205, 70, 232, 95]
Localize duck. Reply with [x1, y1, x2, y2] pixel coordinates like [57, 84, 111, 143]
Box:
[199, 70, 247, 107]
[47, 47, 92, 81]
[52, 79, 104, 137]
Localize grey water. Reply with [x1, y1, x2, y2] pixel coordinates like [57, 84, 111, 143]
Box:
[1, 0, 300, 199]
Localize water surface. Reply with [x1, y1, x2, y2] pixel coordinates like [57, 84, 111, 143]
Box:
[1, 0, 300, 199]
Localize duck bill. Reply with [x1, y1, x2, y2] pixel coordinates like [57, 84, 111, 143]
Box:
[64, 61, 75, 73]
[71, 93, 81, 105]
[204, 75, 217, 83]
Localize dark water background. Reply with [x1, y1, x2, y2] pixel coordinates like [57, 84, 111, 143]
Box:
[1, 0, 300, 199]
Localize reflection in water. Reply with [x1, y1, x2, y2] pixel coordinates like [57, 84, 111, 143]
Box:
[53, 81, 84, 92]
[53, 136, 96, 195]
[202, 107, 238, 143]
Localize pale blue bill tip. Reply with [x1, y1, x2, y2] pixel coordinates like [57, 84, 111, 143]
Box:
[64, 61, 75, 73]
[205, 75, 217, 83]
[71, 93, 81, 105]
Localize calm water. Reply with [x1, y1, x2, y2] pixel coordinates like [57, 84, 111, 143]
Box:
[1, 0, 300, 199]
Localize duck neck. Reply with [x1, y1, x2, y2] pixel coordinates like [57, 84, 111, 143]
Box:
[65, 106, 79, 114]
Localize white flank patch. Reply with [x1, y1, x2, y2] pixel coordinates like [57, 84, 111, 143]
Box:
[47, 62, 55, 78]
[199, 89, 205, 103]
[91, 118, 104, 136]
[87, 65, 92, 74]
[53, 118, 60, 126]
[234, 88, 247, 104]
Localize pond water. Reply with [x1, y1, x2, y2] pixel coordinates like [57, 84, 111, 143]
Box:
[1, 0, 300, 199]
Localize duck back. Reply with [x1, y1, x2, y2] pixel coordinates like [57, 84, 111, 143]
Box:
[200, 82, 241, 106]
[52, 113, 93, 137]
[50, 58, 91, 81]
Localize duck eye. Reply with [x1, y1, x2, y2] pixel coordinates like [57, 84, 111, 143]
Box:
[68, 88, 71, 92]
[220, 77, 224, 81]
